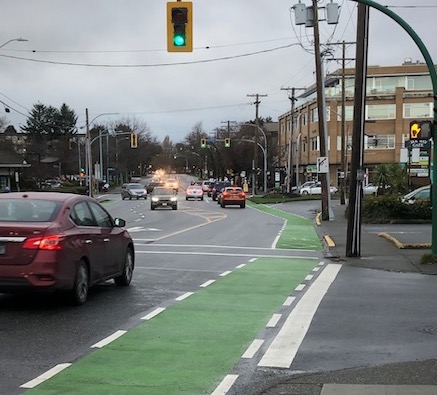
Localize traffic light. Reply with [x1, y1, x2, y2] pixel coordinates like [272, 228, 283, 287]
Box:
[409, 121, 421, 140]
[200, 138, 207, 148]
[409, 120, 433, 140]
[130, 133, 138, 148]
[224, 137, 231, 148]
[80, 168, 85, 177]
[167, 2, 193, 52]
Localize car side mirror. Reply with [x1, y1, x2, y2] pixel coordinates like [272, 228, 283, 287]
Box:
[114, 218, 126, 227]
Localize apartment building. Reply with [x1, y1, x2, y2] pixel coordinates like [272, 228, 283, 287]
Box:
[278, 61, 435, 189]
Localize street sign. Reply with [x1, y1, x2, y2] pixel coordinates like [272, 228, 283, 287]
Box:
[317, 157, 329, 173]
[406, 139, 431, 150]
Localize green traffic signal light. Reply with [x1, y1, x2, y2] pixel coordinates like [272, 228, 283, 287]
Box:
[167, 2, 193, 52]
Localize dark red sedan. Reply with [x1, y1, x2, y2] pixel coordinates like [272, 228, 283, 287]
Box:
[0, 192, 134, 305]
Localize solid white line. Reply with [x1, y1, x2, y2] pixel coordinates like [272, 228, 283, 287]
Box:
[211, 374, 239, 395]
[200, 279, 216, 287]
[242, 339, 264, 358]
[283, 296, 296, 306]
[141, 307, 166, 320]
[258, 264, 341, 368]
[266, 314, 282, 328]
[135, 250, 319, 260]
[176, 292, 194, 301]
[295, 284, 306, 291]
[220, 271, 232, 277]
[91, 330, 127, 348]
[20, 363, 72, 388]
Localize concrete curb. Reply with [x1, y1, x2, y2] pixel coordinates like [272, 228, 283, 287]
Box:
[378, 232, 432, 250]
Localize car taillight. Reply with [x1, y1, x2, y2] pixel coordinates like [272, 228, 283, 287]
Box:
[23, 235, 64, 251]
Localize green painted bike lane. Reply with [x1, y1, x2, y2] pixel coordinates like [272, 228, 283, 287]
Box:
[24, 204, 323, 395]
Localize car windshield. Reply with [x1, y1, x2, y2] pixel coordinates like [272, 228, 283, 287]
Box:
[128, 184, 143, 190]
[0, 199, 61, 222]
[154, 188, 174, 195]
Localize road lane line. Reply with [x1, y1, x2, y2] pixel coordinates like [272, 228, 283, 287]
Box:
[141, 307, 166, 320]
[295, 284, 306, 291]
[220, 270, 232, 277]
[266, 314, 282, 328]
[258, 263, 341, 368]
[242, 339, 264, 358]
[91, 330, 127, 348]
[20, 363, 72, 388]
[283, 296, 296, 306]
[236, 264, 247, 269]
[200, 279, 216, 287]
[176, 292, 194, 301]
[305, 274, 314, 281]
[211, 374, 239, 395]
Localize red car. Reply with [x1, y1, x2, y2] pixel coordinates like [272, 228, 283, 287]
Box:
[220, 186, 246, 208]
[0, 192, 134, 305]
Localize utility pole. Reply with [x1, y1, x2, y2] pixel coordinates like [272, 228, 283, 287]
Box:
[85, 108, 93, 197]
[326, 40, 356, 205]
[221, 120, 236, 138]
[247, 93, 267, 194]
[312, 0, 331, 220]
[281, 87, 306, 193]
[346, 3, 369, 257]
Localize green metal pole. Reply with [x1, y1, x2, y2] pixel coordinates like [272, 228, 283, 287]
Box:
[350, 0, 437, 254]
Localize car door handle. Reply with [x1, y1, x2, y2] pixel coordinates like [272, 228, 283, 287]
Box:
[103, 238, 110, 242]
[85, 239, 92, 244]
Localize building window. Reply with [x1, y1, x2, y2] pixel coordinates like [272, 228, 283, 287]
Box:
[336, 106, 354, 121]
[302, 113, 307, 126]
[365, 134, 395, 149]
[337, 135, 353, 150]
[310, 107, 318, 123]
[403, 103, 432, 118]
[311, 136, 319, 151]
[366, 104, 396, 120]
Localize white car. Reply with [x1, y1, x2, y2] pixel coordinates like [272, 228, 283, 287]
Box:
[401, 185, 430, 204]
[292, 181, 317, 194]
[299, 182, 338, 195]
[363, 183, 379, 195]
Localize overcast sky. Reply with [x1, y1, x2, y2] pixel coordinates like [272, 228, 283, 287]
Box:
[1, 1, 436, 143]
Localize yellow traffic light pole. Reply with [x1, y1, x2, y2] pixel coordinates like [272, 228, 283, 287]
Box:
[350, 0, 437, 255]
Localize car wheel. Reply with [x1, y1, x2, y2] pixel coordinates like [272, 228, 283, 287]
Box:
[122, 196, 125, 200]
[221, 201, 225, 208]
[136, 197, 139, 200]
[129, 196, 132, 200]
[70, 260, 89, 305]
[151, 206, 156, 210]
[241, 202, 246, 208]
[201, 196, 204, 200]
[186, 197, 188, 200]
[172, 205, 177, 210]
[302, 191, 309, 195]
[114, 247, 134, 286]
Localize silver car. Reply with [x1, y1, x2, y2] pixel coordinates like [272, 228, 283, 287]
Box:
[121, 183, 147, 200]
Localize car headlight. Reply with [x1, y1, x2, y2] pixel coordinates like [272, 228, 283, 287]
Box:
[170, 196, 177, 202]
[151, 197, 159, 202]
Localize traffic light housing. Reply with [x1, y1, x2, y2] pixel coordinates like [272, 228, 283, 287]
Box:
[224, 137, 231, 148]
[200, 138, 207, 148]
[130, 133, 138, 148]
[409, 120, 433, 140]
[167, 2, 193, 52]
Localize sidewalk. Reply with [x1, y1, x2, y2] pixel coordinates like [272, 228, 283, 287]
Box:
[317, 201, 437, 275]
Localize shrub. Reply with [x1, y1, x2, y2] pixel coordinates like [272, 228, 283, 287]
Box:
[362, 194, 431, 223]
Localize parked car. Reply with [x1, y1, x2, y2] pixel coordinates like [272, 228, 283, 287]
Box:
[185, 185, 204, 200]
[299, 182, 338, 195]
[219, 186, 246, 208]
[362, 183, 379, 195]
[121, 183, 147, 200]
[150, 187, 178, 210]
[42, 179, 62, 190]
[206, 181, 215, 197]
[401, 185, 430, 204]
[212, 181, 232, 201]
[291, 181, 317, 194]
[0, 192, 134, 305]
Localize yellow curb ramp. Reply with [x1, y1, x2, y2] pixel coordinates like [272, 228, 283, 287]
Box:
[378, 232, 431, 249]
[323, 235, 336, 248]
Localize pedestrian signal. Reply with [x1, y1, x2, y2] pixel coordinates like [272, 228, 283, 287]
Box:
[224, 137, 231, 148]
[410, 120, 432, 140]
[200, 138, 207, 148]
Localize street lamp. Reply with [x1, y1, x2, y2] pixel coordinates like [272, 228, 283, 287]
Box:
[83, 110, 119, 197]
[240, 123, 268, 194]
[0, 37, 28, 49]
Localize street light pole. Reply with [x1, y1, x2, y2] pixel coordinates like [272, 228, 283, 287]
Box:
[0, 37, 28, 49]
